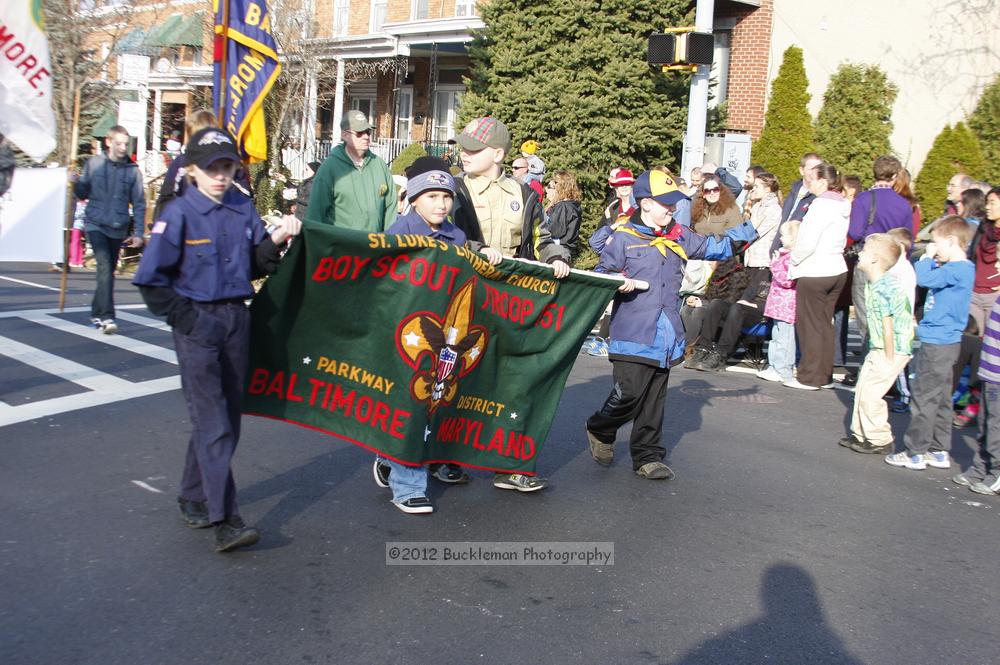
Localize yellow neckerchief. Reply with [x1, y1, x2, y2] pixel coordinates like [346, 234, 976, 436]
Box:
[617, 224, 688, 260]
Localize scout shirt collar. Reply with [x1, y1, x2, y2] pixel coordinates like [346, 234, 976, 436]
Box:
[467, 171, 520, 198]
[183, 183, 248, 214]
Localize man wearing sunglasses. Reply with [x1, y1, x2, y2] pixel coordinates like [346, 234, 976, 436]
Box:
[306, 110, 397, 232]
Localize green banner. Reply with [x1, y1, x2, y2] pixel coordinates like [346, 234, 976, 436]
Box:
[244, 224, 619, 474]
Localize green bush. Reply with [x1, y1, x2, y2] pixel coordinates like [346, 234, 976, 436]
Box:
[814, 63, 897, 187]
[459, 0, 689, 268]
[914, 123, 987, 219]
[969, 73, 1000, 185]
[751, 46, 815, 193]
[390, 142, 428, 175]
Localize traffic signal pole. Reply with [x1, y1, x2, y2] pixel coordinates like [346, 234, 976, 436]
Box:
[680, 0, 714, 184]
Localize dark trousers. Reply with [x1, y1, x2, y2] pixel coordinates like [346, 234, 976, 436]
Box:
[972, 382, 1000, 488]
[587, 360, 671, 469]
[903, 342, 960, 455]
[794, 273, 847, 387]
[86, 229, 124, 320]
[715, 302, 762, 357]
[173, 302, 251, 523]
[681, 299, 729, 348]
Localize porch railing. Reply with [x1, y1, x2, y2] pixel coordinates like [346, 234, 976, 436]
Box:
[282, 138, 458, 182]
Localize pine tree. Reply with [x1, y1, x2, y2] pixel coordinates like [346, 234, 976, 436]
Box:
[459, 0, 689, 267]
[751, 46, 814, 193]
[914, 123, 987, 217]
[968, 73, 1000, 184]
[814, 63, 897, 186]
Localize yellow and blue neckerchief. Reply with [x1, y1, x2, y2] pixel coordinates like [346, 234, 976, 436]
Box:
[616, 222, 688, 260]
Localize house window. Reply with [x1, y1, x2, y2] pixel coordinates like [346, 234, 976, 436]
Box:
[455, 0, 476, 17]
[432, 88, 463, 143]
[413, 0, 429, 20]
[190, 46, 202, 67]
[333, 0, 349, 37]
[395, 87, 413, 140]
[371, 0, 388, 33]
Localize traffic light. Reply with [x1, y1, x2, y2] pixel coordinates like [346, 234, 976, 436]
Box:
[647, 31, 714, 67]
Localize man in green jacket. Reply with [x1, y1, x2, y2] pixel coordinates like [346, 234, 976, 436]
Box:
[305, 110, 396, 231]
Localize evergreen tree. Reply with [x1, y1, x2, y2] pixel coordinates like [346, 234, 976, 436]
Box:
[459, 0, 689, 267]
[814, 63, 897, 186]
[751, 46, 814, 193]
[914, 123, 987, 217]
[968, 73, 1000, 184]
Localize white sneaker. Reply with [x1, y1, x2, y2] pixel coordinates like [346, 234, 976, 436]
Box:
[756, 367, 784, 382]
[782, 378, 819, 391]
[99, 319, 118, 334]
[922, 451, 951, 469]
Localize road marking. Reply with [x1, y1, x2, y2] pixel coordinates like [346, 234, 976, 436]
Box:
[0, 275, 62, 291]
[18, 311, 177, 364]
[116, 311, 172, 332]
[0, 375, 180, 427]
[0, 334, 136, 391]
[0, 304, 149, 319]
[131, 480, 165, 494]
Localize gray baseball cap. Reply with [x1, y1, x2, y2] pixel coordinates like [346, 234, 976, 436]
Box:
[341, 110, 374, 132]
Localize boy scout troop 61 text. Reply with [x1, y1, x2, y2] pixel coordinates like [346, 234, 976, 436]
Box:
[309, 234, 566, 330]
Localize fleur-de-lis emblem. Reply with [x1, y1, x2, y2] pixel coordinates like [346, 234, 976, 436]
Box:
[396, 279, 488, 413]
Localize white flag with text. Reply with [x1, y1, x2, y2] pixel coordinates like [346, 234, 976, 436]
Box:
[0, 1, 57, 162]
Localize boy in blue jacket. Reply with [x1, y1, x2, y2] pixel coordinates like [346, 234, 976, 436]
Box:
[585, 170, 756, 479]
[883, 216, 975, 468]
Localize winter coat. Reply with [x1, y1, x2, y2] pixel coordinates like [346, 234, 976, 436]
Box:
[74, 154, 146, 239]
[764, 249, 796, 323]
[546, 199, 581, 252]
[305, 144, 396, 231]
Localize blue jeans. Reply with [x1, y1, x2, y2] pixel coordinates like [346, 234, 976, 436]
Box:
[86, 229, 123, 320]
[380, 457, 428, 502]
[768, 320, 796, 380]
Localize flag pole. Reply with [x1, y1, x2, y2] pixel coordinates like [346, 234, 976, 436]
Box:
[59, 86, 81, 312]
[216, 0, 231, 124]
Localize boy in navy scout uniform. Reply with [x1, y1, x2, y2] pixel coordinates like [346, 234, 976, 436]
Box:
[133, 128, 302, 552]
[585, 170, 757, 479]
[372, 157, 502, 513]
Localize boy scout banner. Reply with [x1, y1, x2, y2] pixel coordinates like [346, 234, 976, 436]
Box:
[245, 224, 620, 475]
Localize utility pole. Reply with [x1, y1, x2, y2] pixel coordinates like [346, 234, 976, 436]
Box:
[681, 0, 714, 184]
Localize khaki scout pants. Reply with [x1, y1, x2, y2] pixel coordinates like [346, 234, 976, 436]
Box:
[850, 348, 912, 447]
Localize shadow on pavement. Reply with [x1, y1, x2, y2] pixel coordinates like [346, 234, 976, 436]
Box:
[672, 563, 866, 665]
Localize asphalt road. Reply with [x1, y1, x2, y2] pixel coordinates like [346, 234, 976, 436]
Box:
[1, 263, 997, 665]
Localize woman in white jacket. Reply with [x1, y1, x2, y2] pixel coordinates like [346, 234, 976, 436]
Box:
[745, 172, 783, 270]
[787, 163, 850, 390]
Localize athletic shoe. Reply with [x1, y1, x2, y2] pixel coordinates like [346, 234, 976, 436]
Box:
[493, 473, 548, 492]
[756, 367, 785, 382]
[693, 350, 726, 372]
[952, 472, 975, 487]
[177, 497, 211, 529]
[922, 451, 951, 469]
[683, 347, 709, 369]
[586, 337, 609, 357]
[586, 428, 614, 467]
[635, 461, 675, 480]
[885, 452, 927, 470]
[214, 516, 260, 552]
[838, 436, 862, 448]
[373, 459, 391, 488]
[90, 317, 102, 329]
[840, 372, 858, 387]
[850, 439, 892, 455]
[393, 496, 434, 514]
[969, 480, 999, 496]
[99, 319, 118, 334]
[782, 378, 819, 391]
[430, 463, 470, 484]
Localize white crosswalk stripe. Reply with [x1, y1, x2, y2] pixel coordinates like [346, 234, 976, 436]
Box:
[0, 305, 180, 427]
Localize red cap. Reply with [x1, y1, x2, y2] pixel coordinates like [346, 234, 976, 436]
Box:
[608, 167, 635, 186]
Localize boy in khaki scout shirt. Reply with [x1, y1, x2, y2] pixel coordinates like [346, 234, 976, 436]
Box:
[451, 116, 572, 492]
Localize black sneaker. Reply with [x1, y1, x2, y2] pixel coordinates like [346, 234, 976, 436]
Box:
[850, 439, 892, 455]
[430, 463, 470, 484]
[214, 516, 260, 552]
[393, 496, 434, 514]
[838, 436, 861, 449]
[694, 350, 726, 372]
[177, 497, 211, 529]
[493, 473, 548, 492]
[840, 372, 858, 387]
[683, 346, 709, 369]
[373, 459, 391, 488]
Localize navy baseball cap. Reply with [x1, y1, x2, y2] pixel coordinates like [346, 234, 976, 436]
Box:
[185, 128, 240, 168]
